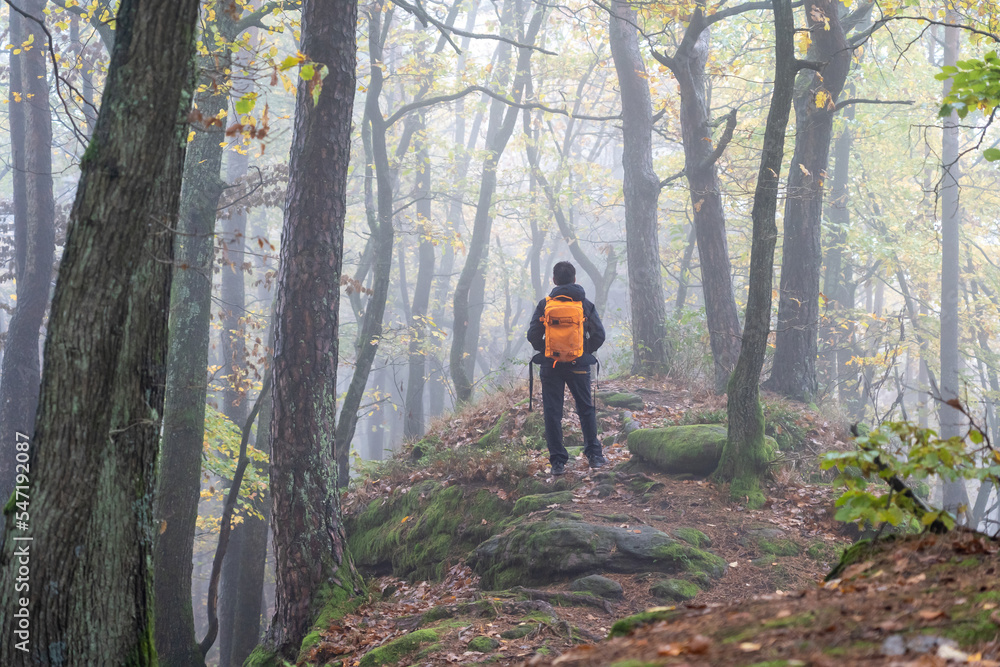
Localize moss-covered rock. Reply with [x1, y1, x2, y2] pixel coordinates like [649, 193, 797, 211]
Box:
[570, 574, 624, 599]
[347, 479, 512, 580]
[359, 628, 440, 667]
[597, 391, 645, 409]
[627, 425, 728, 475]
[467, 635, 501, 652]
[513, 490, 574, 516]
[477, 413, 509, 449]
[650, 578, 700, 602]
[741, 528, 801, 557]
[608, 609, 679, 638]
[470, 516, 726, 589]
[672, 526, 712, 549]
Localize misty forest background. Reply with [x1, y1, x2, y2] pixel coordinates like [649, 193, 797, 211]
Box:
[0, 0, 1000, 664]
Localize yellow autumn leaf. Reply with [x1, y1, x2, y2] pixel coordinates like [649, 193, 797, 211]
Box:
[401, 515, 411, 523]
[815, 90, 830, 109]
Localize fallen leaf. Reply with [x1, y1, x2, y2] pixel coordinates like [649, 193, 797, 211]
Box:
[687, 635, 711, 654]
[841, 560, 874, 580]
[738, 642, 761, 652]
[917, 609, 946, 621]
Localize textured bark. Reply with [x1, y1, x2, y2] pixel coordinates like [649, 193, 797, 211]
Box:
[451, 0, 544, 403]
[0, 0, 200, 664]
[767, 0, 852, 401]
[153, 11, 239, 665]
[939, 15, 969, 516]
[0, 0, 55, 506]
[608, 0, 670, 375]
[262, 0, 361, 656]
[653, 14, 741, 392]
[716, 0, 796, 509]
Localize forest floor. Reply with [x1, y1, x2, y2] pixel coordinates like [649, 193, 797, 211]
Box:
[311, 377, 1000, 667]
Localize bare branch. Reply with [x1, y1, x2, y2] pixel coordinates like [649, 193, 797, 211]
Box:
[832, 97, 913, 113]
[391, 0, 558, 56]
[700, 107, 738, 169]
[384, 85, 620, 128]
[235, 0, 300, 34]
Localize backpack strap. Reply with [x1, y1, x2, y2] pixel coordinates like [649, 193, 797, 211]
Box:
[528, 359, 534, 412]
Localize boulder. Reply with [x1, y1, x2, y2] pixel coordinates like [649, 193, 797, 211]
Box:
[569, 574, 624, 599]
[628, 424, 777, 476]
[469, 515, 726, 589]
[597, 391, 645, 410]
[513, 490, 574, 516]
[650, 578, 700, 602]
[628, 424, 728, 475]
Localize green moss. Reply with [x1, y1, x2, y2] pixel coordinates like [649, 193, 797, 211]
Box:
[609, 609, 679, 637]
[806, 542, 842, 562]
[628, 424, 728, 475]
[713, 395, 776, 509]
[514, 490, 573, 516]
[941, 593, 1000, 646]
[243, 646, 282, 667]
[649, 542, 727, 579]
[758, 538, 802, 557]
[468, 636, 501, 652]
[598, 392, 645, 409]
[650, 578, 700, 602]
[347, 480, 512, 581]
[359, 628, 440, 667]
[501, 624, 536, 639]
[477, 414, 509, 449]
[826, 538, 879, 580]
[761, 611, 815, 630]
[672, 527, 711, 549]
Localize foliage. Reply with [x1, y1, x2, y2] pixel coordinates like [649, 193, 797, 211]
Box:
[198, 404, 269, 530]
[939, 51, 1000, 160]
[821, 418, 1000, 532]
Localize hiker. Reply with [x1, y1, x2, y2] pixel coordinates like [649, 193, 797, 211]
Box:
[527, 261, 607, 475]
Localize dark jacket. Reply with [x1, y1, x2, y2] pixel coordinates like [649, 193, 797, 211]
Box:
[526, 283, 606, 366]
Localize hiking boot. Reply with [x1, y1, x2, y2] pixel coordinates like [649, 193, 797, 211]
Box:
[588, 455, 607, 469]
[551, 462, 567, 476]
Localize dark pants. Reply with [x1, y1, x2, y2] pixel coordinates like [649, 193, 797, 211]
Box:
[540, 362, 601, 465]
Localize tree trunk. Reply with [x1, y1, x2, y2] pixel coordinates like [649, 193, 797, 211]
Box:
[229, 313, 274, 667]
[767, 0, 852, 401]
[939, 14, 969, 517]
[334, 3, 396, 486]
[451, 0, 544, 403]
[608, 0, 670, 375]
[0, 0, 200, 664]
[404, 117, 436, 439]
[823, 101, 863, 417]
[218, 141, 250, 667]
[153, 12, 239, 665]
[655, 15, 741, 392]
[0, 0, 55, 506]
[716, 0, 796, 509]
[261, 0, 362, 657]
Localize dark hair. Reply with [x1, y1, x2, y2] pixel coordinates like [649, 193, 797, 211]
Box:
[553, 261, 576, 286]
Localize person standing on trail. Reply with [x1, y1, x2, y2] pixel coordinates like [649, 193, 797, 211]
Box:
[527, 261, 607, 475]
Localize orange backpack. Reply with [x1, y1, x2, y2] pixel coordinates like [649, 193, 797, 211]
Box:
[542, 295, 585, 366]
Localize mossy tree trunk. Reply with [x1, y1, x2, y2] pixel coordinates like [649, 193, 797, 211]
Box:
[608, 0, 670, 375]
[154, 10, 237, 667]
[716, 0, 796, 509]
[0, 0, 55, 508]
[0, 0, 201, 664]
[261, 0, 362, 657]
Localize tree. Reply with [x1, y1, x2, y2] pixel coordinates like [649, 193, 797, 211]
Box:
[650, 2, 750, 392]
[450, 0, 546, 403]
[0, 0, 55, 506]
[153, 5, 284, 663]
[766, 0, 852, 401]
[716, 0, 797, 509]
[608, 0, 670, 375]
[938, 12, 969, 517]
[0, 0, 201, 662]
[258, 0, 362, 657]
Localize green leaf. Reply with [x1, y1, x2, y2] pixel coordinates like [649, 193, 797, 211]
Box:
[300, 63, 315, 80]
[984, 148, 1000, 162]
[235, 92, 257, 116]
